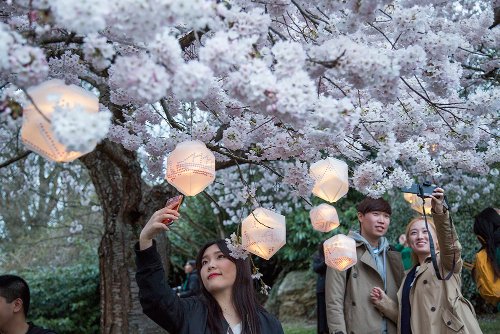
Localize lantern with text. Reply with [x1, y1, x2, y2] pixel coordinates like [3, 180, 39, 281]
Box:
[404, 193, 432, 215]
[21, 79, 99, 162]
[310, 204, 340, 232]
[166, 140, 216, 196]
[324, 234, 357, 271]
[242, 208, 286, 260]
[310, 157, 349, 203]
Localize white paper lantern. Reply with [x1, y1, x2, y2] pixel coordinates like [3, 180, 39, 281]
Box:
[166, 140, 216, 196]
[403, 193, 432, 214]
[324, 234, 357, 271]
[403, 192, 416, 204]
[21, 79, 99, 162]
[310, 157, 349, 203]
[411, 195, 432, 215]
[310, 204, 340, 232]
[241, 208, 286, 260]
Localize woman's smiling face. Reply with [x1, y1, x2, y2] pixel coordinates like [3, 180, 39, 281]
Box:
[407, 219, 437, 258]
[200, 244, 237, 294]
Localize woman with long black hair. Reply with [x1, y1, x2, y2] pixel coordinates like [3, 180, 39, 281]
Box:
[473, 207, 500, 306]
[135, 204, 284, 334]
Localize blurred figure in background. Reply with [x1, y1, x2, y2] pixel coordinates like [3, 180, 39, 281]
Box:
[177, 259, 201, 298]
[473, 207, 500, 308]
[312, 241, 329, 334]
[394, 233, 413, 271]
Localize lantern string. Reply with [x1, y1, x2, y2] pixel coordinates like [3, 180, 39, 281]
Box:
[201, 190, 226, 238]
[190, 104, 193, 139]
[22, 88, 51, 123]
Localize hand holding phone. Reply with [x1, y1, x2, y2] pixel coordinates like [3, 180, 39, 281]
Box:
[162, 195, 184, 226]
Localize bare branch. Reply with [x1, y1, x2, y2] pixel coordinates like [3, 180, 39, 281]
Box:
[0, 151, 32, 169]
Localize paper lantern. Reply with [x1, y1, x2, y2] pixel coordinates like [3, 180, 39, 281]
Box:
[166, 140, 216, 196]
[310, 204, 340, 232]
[241, 208, 286, 260]
[403, 193, 432, 214]
[324, 234, 357, 271]
[403, 192, 416, 204]
[411, 196, 432, 215]
[21, 79, 99, 162]
[310, 157, 349, 203]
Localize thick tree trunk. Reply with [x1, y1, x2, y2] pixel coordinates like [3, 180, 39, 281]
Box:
[81, 141, 174, 334]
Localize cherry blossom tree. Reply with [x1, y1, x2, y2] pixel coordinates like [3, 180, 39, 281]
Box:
[1, 0, 499, 332]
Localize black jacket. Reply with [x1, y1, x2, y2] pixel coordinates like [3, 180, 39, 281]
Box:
[135, 242, 284, 334]
[179, 269, 200, 298]
[312, 252, 327, 293]
[27, 323, 57, 334]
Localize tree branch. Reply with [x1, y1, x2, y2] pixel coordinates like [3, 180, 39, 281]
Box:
[0, 151, 32, 169]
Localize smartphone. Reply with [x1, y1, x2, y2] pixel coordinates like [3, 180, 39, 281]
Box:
[162, 195, 184, 226]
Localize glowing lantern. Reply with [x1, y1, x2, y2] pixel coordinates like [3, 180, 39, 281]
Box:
[21, 79, 99, 162]
[166, 140, 216, 196]
[403, 192, 416, 204]
[241, 208, 286, 260]
[310, 157, 349, 203]
[324, 234, 357, 271]
[411, 196, 432, 215]
[310, 204, 340, 232]
[403, 193, 432, 215]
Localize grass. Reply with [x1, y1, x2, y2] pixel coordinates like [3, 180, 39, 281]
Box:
[478, 313, 500, 333]
[282, 314, 499, 334]
[282, 322, 315, 334]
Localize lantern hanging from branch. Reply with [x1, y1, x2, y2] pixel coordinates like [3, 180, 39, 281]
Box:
[241, 208, 286, 260]
[403, 192, 416, 204]
[403, 193, 432, 215]
[166, 140, 216, 196]
[324, 234, 357, 271]
[310, 204, 340, 232]
[21, 79, 99, 162]
[412, 195, 432, 215]
[310, 157, 349, 203]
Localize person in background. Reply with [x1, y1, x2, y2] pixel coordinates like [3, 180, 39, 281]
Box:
[312, 241, 329, 334]
[135, 203, 283, 334]
[0, 275, 57, 334]
[472, 207, 500, 308]
[177, 259, 201, 298]
[326, 197, 404, 334]
[370, 188, 482, 333]
[394, 234, 413, 271]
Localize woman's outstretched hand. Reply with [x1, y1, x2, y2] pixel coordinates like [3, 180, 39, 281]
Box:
[430, 187, 445, 214]
[139, 207, 180, 250]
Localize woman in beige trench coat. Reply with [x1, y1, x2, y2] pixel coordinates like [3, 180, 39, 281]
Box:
[369, 187, 482, 334]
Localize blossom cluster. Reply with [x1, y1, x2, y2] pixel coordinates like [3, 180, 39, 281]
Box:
[52, 102, 112, 153]
[1, 0, 499, 211]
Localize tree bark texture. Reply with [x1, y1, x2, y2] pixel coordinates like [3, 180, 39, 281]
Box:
[81, 140, 175, 334]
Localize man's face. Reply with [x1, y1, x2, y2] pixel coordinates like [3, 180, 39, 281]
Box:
[358, 211, 391, 242]
[0, 296, 16, 330]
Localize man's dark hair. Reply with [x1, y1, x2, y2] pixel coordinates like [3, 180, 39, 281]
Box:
[0, 275, 30, 317]
[357, 197, 392, 215]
